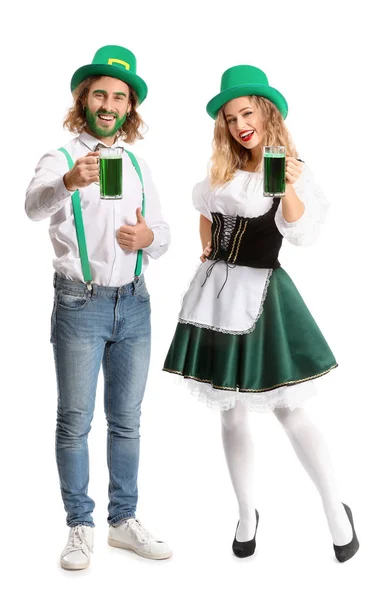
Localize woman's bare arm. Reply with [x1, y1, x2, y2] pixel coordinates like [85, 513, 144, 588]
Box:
[200, 214, 212, 248]
[199, 215, 212, 262]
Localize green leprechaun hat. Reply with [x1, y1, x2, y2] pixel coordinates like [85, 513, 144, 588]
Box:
[71, 45, 148, 105]
[206, 65, 288, 119]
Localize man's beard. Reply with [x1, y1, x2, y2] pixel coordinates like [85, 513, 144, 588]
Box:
[85, 107, 127, 138]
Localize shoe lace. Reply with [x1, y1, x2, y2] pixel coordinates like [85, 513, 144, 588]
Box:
[126, 519, 154, 544]
[62, 525, 93, 558]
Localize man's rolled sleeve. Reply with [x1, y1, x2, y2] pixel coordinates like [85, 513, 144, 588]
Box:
[25, 150, 71, 221]
[144, 224, 170, 259]
[138, 157, 170, 260]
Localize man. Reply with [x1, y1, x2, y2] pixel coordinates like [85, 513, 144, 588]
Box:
[25, 45, 171, 570]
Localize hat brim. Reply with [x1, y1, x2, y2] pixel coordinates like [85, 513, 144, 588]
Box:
[71, 64, 148, 105]
[206, 84, 288, 120]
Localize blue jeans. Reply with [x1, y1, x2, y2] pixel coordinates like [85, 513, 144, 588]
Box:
[50, 273, 151, 527]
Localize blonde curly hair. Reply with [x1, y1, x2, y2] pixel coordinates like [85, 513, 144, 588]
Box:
[63, 75, 146, 144]
[210, 96, 297, 186]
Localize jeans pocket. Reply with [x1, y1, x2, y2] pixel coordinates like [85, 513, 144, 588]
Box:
[135, 281, 150, 303]
[56, 290, 91, 311]
[50, 299, 57, 343]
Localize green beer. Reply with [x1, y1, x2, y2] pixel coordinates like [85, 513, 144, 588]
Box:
[100, 156, 122, 199]
[263, 146, 286, 197]
[98, 147, 123, 199]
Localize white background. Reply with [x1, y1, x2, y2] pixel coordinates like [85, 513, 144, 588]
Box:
[1, 0, 390, 598]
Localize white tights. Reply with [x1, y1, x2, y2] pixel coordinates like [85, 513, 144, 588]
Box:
[220, 402, 353, 545]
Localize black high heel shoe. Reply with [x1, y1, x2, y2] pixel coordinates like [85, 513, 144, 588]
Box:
[232, 509, 259, 558]
[333, 503, 360, 563]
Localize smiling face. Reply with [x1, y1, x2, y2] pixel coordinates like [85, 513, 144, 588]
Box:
[85, 76, 131, 143]
[224, 96, 264, 153]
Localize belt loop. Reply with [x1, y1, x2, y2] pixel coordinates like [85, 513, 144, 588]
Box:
[132, 276, 138, 295]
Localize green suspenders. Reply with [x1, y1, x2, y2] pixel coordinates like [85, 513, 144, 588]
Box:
[126, 151, 145, 279]
[58, 147, 146, 289]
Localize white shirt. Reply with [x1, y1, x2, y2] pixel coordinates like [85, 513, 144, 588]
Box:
[25, 132, 170, 286]
[179, 163, 329, 333]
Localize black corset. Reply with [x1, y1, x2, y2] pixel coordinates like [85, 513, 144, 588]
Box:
[209, 198, 283, 269]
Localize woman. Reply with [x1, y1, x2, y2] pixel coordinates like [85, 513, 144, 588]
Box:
[163, 65, 359, 562]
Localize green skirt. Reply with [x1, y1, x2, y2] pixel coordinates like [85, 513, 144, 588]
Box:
[163, 268, 337, 394]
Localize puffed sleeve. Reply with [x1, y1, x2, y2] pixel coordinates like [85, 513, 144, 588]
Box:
[192, 177, 213, 221]
[274, 162, 329, 246]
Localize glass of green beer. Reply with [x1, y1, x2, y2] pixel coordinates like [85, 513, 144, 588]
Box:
[263, 146, 286, 197]
[98, 147, 123, 199]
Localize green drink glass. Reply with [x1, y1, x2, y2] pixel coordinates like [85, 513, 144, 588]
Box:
[99, 147, 123, 199]
[263, 146, 286, 197]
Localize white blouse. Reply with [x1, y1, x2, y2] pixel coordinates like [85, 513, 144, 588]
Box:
[178, 163, 328, 333]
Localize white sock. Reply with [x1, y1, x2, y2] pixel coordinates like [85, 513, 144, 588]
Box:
[221, 402, 257, 542]
[274, 407, 353, 546]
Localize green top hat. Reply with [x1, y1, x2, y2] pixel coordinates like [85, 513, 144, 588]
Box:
[206, 65, 288, 120]
[71, 45, 148, 105]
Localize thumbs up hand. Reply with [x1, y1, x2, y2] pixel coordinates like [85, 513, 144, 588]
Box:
[117, 208, 154, 251]
[136, 207, 146, 225]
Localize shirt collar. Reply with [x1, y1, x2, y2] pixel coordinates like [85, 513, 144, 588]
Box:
[78, 131, 123, 151]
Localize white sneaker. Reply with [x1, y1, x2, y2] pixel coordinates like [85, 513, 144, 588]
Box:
[108, 518, 172, 560]
[60, 525, 94, 570]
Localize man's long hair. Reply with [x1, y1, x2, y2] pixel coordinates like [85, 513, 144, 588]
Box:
[210, 96, 297, 186]
[63, 76, 145, 144]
